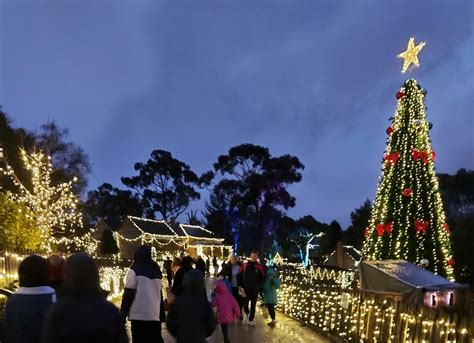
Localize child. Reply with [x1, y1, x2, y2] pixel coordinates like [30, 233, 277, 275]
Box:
[211, 280, 241, 343]
[262, 266, 281, 327]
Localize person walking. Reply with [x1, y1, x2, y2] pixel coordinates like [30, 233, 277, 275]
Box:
[46, 254, 66, 290]
[237, 251, 265, 326]
[222, 255, 243, 317]
[195, 256, 206, 276]
[212, 256, 219, 277]
[262, 266, 281, 327]
[171, 256, 193, 296]
[120, 245, 165, 343]
[163, 256, 173, 287]
[42, 253, 127, 343]
[4, 255, 56, 343]
[205, 259, 210, 277]
[211, 281, 241, 343]
[166, 270, 216, 343]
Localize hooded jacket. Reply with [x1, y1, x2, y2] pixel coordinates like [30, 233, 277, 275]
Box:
[42, 253, 127, 343]
[171, 256, 193, 296]
[262, 267, 281, 304]
[120, 245, 165, 322]
[211, 281, 241, 324]
[166, 270, 216, 343]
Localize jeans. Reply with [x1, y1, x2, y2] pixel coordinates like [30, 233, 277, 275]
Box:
[243, 289, 258, 321]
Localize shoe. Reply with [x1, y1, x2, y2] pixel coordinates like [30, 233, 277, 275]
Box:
[268, 320, 277, 327]
[243, 313, 249, 322]
[248, 320, 256, 326]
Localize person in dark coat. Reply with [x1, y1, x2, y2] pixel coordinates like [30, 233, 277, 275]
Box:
[205, 259, 210, 277]
[171, 256, 193, 296]
[4, 255, 56, 343]
[212, 256, 218, 277]
[42, 253, 127, 343]
[195, 256, 206, 276]
[120, 245, 165, 343]
[166, 270, 216, 342]
[237, 251, 265, 326]
[163, 257, 173, 287]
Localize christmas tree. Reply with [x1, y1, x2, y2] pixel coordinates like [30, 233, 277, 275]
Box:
[362, 38, 454, 279]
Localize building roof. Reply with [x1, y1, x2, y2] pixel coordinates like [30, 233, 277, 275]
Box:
[360, 260, 466, 291]
[127, 216, 178, 236]
[178, 224, 221, 239]
[343, 246, 362, 261]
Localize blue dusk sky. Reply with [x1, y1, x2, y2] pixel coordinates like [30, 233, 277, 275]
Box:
[0, 0, 472, 227]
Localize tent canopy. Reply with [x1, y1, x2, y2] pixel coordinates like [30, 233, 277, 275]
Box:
[359, 260, 466, 304]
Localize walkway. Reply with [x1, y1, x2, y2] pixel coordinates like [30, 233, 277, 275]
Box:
[161, 309, 332, 342]
[119, 277, 331, 342]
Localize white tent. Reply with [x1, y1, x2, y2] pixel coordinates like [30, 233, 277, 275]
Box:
[359, 260, 467, 305]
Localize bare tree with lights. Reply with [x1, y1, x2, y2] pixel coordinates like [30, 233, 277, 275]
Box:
[0, 147, 82, 252]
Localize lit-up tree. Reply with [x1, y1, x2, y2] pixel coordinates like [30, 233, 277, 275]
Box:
[0, 192, 43, 251]
[362, 38, 454, 279]
[0, 147, 82, 251]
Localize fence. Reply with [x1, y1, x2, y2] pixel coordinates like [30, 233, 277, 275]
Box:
[0, 250, 129, 298]
[0, 251, 28, 287]
[276, 265, 473, 342]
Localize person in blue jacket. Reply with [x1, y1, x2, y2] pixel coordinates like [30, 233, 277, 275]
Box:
[261, 266, 281, 327]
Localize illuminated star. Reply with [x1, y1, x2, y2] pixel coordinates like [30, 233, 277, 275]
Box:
[397, 37, 426, 74]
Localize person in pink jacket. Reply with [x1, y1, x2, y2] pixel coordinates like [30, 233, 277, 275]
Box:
[211, 280, 241, 343]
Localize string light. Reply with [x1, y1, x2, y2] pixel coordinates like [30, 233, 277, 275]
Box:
[397, 37, 426, 74]
[0, 148, 82, 252]
[114, 216, 232, 257]
[275, 265, 471, 341]
[362, 78, 454, 280]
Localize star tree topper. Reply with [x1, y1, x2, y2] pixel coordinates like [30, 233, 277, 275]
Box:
[397, 37, 426, 73]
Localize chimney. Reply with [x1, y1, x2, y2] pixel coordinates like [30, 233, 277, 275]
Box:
[336, 241, 343, 268]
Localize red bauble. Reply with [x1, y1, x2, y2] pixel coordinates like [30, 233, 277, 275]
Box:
[402, 188, 412, 197]
[444, 223, 451, 235]
[447, 259, 455, 267]
[364, 227, 370, 237]
[386, 126, 394, 135]
[396, 90, 405, 100]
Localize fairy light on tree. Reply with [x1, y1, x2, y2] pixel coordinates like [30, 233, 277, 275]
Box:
[0, 148, 82, 252]
[362, 38, 454, 279]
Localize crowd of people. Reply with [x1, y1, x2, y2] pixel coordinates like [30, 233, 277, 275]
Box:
[2, 248, 281, 343]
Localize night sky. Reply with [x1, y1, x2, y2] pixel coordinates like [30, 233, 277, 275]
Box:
[0, 1, 472, 227]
